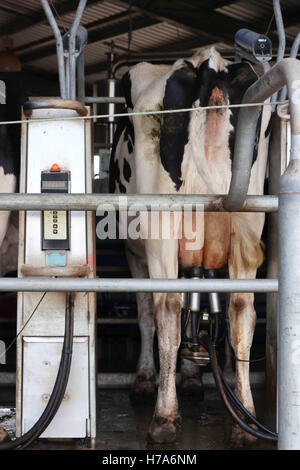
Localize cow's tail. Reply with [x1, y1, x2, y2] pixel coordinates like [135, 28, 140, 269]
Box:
[230, 214, 264, 273]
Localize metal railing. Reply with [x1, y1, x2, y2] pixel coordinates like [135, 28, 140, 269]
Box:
[0, 193, 278, 212]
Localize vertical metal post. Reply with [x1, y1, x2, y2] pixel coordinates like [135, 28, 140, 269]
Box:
[272, 0, 286, 103]
[278, 133, 300, 449]
[68, 0, 87, 100]
[266, 114, 281, 427]
[40, 0, 66, 98]
[77, 49, 85, 103]
[281, 32, 300, 101]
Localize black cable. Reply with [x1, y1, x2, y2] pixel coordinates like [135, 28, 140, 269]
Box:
[18, 294, 74, 450]
[0, 293, 74, 450]
[203, 333, 277, 442]
[219, 370, 277, 438]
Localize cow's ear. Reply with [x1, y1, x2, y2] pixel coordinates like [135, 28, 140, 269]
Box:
[160, 60, 197, 191]
[121, 71, 134, 110]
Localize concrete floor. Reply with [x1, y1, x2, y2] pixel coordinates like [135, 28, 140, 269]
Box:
[0, 387, 276, 450]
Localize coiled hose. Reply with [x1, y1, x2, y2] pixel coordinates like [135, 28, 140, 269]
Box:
[0, 293, 74, 450]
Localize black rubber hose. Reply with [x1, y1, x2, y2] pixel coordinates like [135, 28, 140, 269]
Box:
[0, 294, 74, 450]
[18, 295, 74, 450]
[204, 334, 278, 442]
[219, 371, 277, 438]
[210, 311, 277, 438]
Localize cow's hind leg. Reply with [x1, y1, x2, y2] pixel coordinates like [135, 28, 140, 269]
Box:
[125, 245, 157, 401]
[227, 214, 264, 445]
[146, 239, 182, 444]
[132, 291, 157, 401]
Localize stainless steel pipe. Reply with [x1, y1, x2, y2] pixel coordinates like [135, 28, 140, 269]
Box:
[0, 193, 278, 212]
[0, 278, 278, 293]
[225, 58, 300, 211]
[40, 0, 66, 98]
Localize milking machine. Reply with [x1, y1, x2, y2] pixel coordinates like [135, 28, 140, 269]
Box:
[180, 267, 278, 441]
[0, 0, 96, 449]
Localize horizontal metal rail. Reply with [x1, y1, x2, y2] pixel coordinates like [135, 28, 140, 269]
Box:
[0, 194, 278, 212]
[0, 278, 278, 293]
[85, 97, 126, 104]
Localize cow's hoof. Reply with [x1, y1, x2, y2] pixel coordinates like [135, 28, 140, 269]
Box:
[229, 423, 258, 448]
[147, 415, 181, 444]
[0, 427, 10, 443]
[130, 375, 156, 404]
[179, 376, 204, 399]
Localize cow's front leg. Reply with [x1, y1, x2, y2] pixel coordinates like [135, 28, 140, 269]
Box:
[148, 291, 182, 443]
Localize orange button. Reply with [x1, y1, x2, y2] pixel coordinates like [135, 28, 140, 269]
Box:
[50, 163, 60, 172]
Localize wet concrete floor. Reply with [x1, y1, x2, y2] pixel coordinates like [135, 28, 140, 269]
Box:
[0, 387, 276, 451]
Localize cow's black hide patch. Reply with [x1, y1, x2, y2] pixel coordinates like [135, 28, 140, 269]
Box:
[0, 78, 24, 177]
[197, 60, 261, 163]
[196, 60, 260, 167]
[160, 61, 198, 191]
[217, 62, 259, 167]
[109, 116, 134, 194]
[124, 118, 135, 154]
[122, 71, 134, 110]
[123, 158, 132, 183]
[265, 114, 272, 138]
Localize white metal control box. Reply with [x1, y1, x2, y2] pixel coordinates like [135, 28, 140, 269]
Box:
[16, 105, 96, 441]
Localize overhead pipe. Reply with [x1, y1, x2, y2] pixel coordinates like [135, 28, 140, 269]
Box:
[40, 0, 66, 98]
[68, 0, 87, 100]
[272, 0, 286, 103]
[281, 32, 300, 100]
[224, 58, 300, 211]
[290, 32, 300, 59]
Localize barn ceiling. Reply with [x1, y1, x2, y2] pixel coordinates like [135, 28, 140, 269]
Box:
[0, 0, 300, 84]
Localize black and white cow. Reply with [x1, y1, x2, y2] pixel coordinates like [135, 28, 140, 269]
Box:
[0, 77, 22, 276]
[110, 47, 271, 444]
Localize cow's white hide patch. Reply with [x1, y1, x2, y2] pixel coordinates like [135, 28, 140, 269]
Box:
[0, 167, 16, 248]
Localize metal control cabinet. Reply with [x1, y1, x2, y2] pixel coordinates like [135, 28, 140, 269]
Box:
[16, 105, 96, 441]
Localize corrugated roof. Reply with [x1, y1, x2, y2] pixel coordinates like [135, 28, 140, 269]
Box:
[0, 0, 299, 85]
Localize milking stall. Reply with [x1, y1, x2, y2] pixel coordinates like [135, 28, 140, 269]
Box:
[1, 0, 300, 457]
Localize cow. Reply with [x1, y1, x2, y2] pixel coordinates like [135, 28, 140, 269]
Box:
[109, 47, 271, 444]
[0, 76, 22, 277]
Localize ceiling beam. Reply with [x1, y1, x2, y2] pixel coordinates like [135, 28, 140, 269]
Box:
[0, 0, 107, 38]
[112, 0, 267, 42]
[280, 8, 300, 29]
[16, 10, 136, 54]
[85, 32, 222, 77]
[20, 15, 160, 64]
[0, 5, 38, 19]
[114, 0, 297, 49]
[180, 0, 242, 9]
